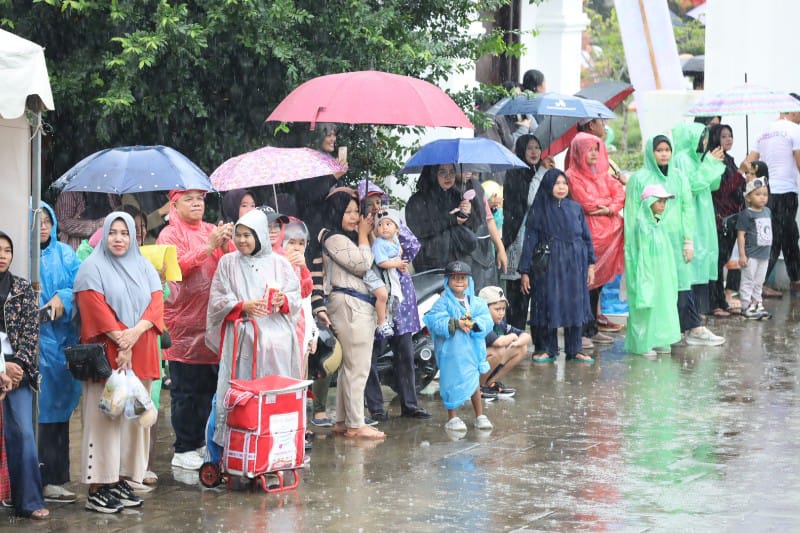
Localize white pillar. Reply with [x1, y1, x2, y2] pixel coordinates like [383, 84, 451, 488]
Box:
[518, 0, 589, 94]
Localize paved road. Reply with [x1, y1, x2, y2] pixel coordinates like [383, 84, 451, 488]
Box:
[5, 299, 800, 531]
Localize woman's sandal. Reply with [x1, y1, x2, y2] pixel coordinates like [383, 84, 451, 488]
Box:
[30, 508, 50, 520]
[531, 352, 555, 363]
[331, 422, 347, 435]
[344, 425, 386, 439]
[572, 352, 595, 363]
[712, 308, 731, 317]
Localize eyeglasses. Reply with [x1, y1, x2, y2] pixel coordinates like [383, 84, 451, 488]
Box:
[40, 218, 52, 227]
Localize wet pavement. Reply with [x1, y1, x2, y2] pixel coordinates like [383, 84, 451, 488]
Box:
[5, 298, 800, 532]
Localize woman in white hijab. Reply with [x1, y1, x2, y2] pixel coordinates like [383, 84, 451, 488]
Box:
[206, 209, 301, 447]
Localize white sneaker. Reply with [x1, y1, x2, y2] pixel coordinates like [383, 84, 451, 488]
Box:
[195, 446, 207, 461]
[171, 450, 204, 470]
[444, 416, 467, 432]
[685, 327, 725, 346]
[43, 484, 77, 503]
[638, 349, 657, 357]
[654, 346, 672, 354]
[474, 414, 493, 430]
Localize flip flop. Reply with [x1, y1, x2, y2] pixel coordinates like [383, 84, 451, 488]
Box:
[572, 352, 595, 364]
[531, 353, 555, 363]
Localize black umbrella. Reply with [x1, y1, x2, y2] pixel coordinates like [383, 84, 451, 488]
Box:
[682, 55, 705, 75]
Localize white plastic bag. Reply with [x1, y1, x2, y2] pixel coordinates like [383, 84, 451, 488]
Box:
[122, 370, 158, 428]
[99, 370, 129, 418]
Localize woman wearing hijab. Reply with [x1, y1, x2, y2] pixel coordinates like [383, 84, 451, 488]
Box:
[156, 189, 234, 472]
[502, 134, 553, 330]
[317, 189, 384, 439]
[0, 231, 49, 520]
[220, 189, 257, 224]
[566, 133, 625, 345]
[74, 212, 164, 513]
[707, 124, 747, 314]
[519, 169, 596, 362]
[625, 135, 725, 349]
[670, 122, 726, 317]
[405, 164, 475, 273]
[37, 203, 82, 503]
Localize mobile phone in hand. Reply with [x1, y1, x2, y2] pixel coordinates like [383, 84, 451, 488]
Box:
[338, 146, 348, 165]
[38, 306, 53, 323]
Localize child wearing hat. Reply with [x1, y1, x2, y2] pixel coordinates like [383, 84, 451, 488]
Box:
[424, 261, 494, 433]
[737, 178, 772, 319]
[477, 286, 530, 399]
[624, 184, 682, 356]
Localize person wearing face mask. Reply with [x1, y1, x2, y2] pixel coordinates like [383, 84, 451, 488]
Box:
[0, 231, 49, 520]
[74, 212, 164, 513]
[205, 209, 301, 453]
[156, 189, 235, 472]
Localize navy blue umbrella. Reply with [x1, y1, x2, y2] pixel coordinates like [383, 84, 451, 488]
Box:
[399, 137, 528, 174]
[52, 145, 213, 194]
[487, 92, 616, 119]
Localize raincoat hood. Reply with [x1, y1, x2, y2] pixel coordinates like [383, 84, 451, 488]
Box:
[642, 135, 672, 179]
[567, 132, 608, 178]
[235, 209, 270, 258]
[168, 189, 207, 229]
[74, 211, 162, 327]
[672, 122, 706, 165]
[41, 201, 58, 250]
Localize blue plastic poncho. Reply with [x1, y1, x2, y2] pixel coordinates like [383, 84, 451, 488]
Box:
[423, 274, 492, 409]
[38, 202, 82, 423]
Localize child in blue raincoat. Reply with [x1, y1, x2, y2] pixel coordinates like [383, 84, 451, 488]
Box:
[424, 261, 494, 433]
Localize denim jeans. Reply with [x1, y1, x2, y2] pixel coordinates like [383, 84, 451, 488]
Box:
[3, 385, 45, 515]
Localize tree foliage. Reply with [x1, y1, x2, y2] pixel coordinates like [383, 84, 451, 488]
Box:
[0, 0, 516, 187]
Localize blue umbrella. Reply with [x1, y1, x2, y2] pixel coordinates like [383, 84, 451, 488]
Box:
[51, 145, 213, 194]
[487, 92, 616, 119]
[399, 137, 528, 174]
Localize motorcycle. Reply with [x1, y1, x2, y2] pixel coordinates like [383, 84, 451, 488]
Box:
[308, 269, 444, 395]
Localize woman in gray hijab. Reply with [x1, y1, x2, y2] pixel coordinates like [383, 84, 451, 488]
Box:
[206, 209, 302, 448]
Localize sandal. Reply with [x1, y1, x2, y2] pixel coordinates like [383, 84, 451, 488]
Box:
[712, 308, 731, 317]
[143, 471, 158, 485]
[572, 352, 595, 363]
[531, 352, 555, 363]
[331, 422, 347, 435]
[344, 425, 386, 439]
[30, 508, 50, 520]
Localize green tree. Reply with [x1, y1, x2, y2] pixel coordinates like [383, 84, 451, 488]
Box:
[0, 0, 516, 189]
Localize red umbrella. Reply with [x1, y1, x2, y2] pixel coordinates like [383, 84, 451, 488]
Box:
[265, 70, 473, 129]
[535, 81, 634, 157]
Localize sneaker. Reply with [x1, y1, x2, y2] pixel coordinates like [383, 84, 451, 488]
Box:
[597, 316, 624, 332]
[480, 388, 498, 401]
[581, 336, 594, 349]
[755, 303, 772, 319]
[482, 382, 516, 398]
[638, 349, 657, 357]
[743, 304, 761, 319]
[43, 484, 77, 503]
[590, 332, 614, 344]
[376, 322, 394, 338]
[364, 417, 379, 426]
[474, 415, 493, 430]
[171, 450, 204, 471]
[124, 479, 153, 494]
[85, 486, 123, 514]
[310, 416, 333, 427]
[444, 417, 467, 432]
[109, 480, 143, 508]
[685, 327, 725, 346]
[654, 346, 672, 354]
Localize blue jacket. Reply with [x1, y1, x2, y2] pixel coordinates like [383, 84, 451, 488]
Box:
[38, 202, 82, 423]
[423, 275, 492, 409]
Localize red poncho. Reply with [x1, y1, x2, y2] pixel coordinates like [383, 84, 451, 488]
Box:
[565, 133, 625, 289]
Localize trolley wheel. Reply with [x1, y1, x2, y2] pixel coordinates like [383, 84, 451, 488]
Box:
[199, 461, 222, 488]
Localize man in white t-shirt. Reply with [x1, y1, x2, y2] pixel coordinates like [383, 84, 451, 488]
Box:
[748, 101, 800, 294]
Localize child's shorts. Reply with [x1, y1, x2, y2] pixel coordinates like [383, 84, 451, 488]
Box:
[363, 265, 385, 293]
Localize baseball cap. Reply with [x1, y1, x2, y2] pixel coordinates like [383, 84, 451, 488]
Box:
[640, 184, 675, 201]
[444, 260, 472, 276]
[745, 178, 768, 196]
[478, 286, 508, 305]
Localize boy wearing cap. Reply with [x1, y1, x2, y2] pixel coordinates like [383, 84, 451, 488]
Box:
[477, 286, 529, 398]
[737, 179, 772, 319]
[424, 261, 494, 433]
[624, 184, 682, 357]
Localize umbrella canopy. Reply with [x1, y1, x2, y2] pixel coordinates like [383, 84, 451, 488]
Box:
[266, 70, 472, 129]
[531, 82, 633, 156]
[488, 92, 617, 119]
[686, 83, 800, 116]
[210, 146, 347, 191]
[51, 145, 212, 194]
[682, 55, 705, 75]
[399, 137, 527, 174]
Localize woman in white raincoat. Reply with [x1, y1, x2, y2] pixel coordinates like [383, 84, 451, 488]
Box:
[206, 209, 301, 446]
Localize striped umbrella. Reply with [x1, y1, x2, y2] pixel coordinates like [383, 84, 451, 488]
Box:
[686, 83, 800, 116]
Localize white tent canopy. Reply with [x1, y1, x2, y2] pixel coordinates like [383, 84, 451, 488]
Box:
[0, 29, 55, 278]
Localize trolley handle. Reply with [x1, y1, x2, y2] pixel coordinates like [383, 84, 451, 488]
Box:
[229, 317, 258, 380]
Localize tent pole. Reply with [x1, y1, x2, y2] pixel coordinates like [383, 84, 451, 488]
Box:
[31, 110, 42, 445]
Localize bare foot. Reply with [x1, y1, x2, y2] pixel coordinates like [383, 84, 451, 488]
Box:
[344, 425, 386, 439]
[30, 508, 50, 520]
[332, 422, 347, 434]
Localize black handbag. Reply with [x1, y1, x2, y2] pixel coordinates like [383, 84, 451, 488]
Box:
[64, 344, 112, 381]
[531, 240, 551, 274]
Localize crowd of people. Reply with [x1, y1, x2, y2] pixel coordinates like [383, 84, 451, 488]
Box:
[2, 73, 800, 520]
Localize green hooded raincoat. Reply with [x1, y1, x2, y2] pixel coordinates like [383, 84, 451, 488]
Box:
[670, 122, 725, 285]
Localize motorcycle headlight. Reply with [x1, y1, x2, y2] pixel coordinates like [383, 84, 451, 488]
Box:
[419, 347, 433, 361]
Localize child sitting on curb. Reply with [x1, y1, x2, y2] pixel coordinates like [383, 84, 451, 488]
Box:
[477, 286, 529, 399]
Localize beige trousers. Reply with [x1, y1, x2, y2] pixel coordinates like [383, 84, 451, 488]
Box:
[327, 292, 376, 428]
[81, 379, 151, 485]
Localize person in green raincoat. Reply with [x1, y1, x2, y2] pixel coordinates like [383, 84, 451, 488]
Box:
[625, 136, 725, 348]
[624, 184, 681, 356]
[670, 122, 726, 315]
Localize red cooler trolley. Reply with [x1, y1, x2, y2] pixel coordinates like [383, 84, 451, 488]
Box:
[199, 318, 311, 492]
